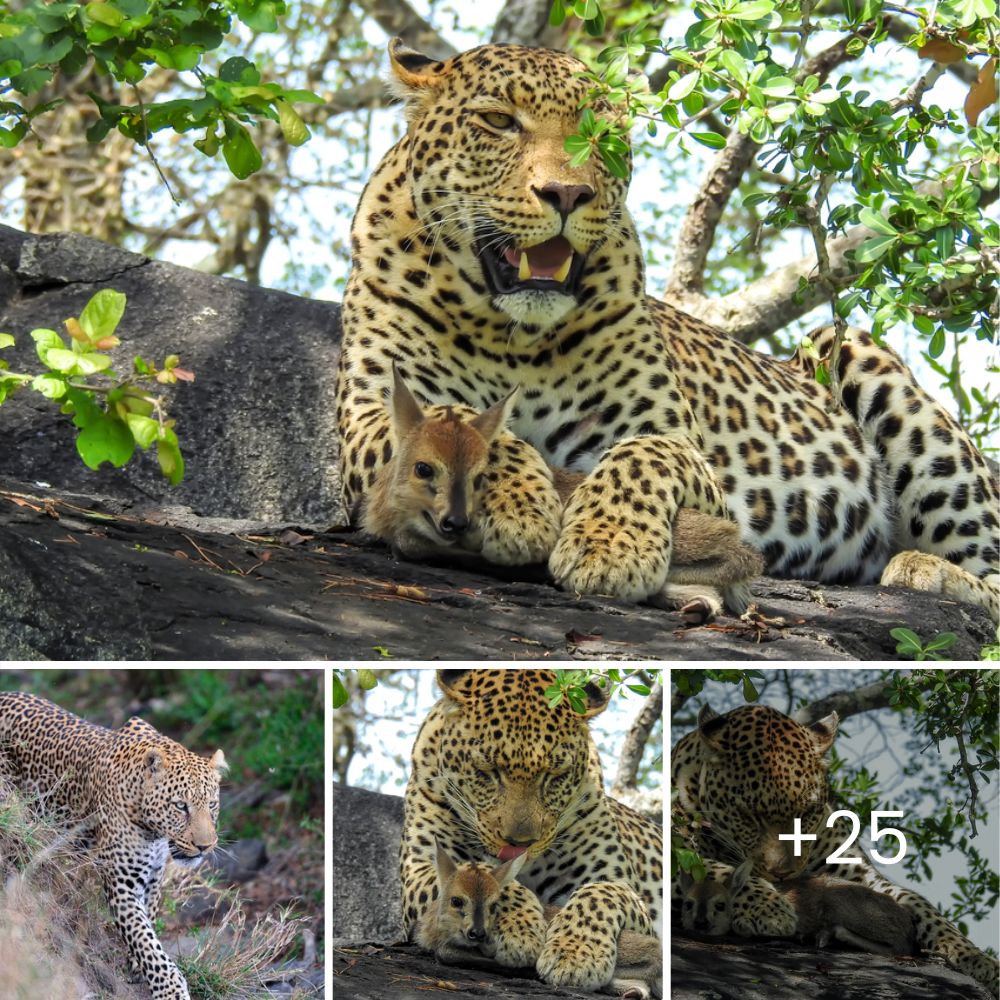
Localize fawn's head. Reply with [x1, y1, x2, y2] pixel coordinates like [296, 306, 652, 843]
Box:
[678, 859, 753, 936]
[431, 840, 528, 948]
[386, 363, 517, 548]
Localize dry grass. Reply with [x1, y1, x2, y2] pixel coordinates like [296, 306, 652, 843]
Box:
[0, 781, 317, 999]
[0, 780, 132, 999]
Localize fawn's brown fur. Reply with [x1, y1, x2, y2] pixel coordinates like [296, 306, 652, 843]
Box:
[362, 364, 516, 558]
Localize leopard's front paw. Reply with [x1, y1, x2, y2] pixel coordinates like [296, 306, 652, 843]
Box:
[536, 913, 616, 989]
[489, 905, 547, 968]
[549, 512, 669, 601]
[479, 481, 562, 566]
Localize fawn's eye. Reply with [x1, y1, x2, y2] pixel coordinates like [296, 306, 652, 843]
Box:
[414, 462, 434, 479]
[480, 110, 517, 130]
[450, 896, 464, 909]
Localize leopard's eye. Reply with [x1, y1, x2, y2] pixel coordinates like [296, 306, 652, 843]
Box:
[414, 462, 434, 479]
[480, 111, 517, 131]
[173, 801, 189, 814]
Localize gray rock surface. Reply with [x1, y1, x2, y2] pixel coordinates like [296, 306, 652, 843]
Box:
[672, 934, 995, 1000]
[332, 783, 405, 946]
[0, 225, 343, 526]
[0, 477, 994, 660]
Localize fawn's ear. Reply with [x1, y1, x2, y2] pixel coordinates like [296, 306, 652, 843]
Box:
[387, 38, 450, 108]
[390, 362, 426, 439]
[470, 386, 518, 444]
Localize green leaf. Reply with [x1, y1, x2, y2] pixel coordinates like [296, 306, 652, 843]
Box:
[79, 288, 127, 342]
[691, 131, 727, 149]
[83, 2, 124, 26]
[219, 56, 258, 84]
[156, 435, 185, 484]
[358, 669, 378, 690]
[928, 327, 946, 358]
[332, 674, 349, 708]
[30, 372, 67, 399]
[858, 207, 897, 236]
[276, 98, 309, 146]
[125, 412, 159, 449]
[729, 0, 775, 19]
[890, 627, 921, 647]
[0, 333, 14, 349]
[668, 72, 699, 102]
[222, 119, 262, 179]
[76, 414, 135, 470]
[719, 49, 747, 84]
[235, 0, 279, 32]
[854, 234, 897, 262]
[742, 674, 760, 701]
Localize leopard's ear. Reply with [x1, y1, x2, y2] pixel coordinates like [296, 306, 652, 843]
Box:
[387, 38, 449, 106]
[210, 749, 228, 775]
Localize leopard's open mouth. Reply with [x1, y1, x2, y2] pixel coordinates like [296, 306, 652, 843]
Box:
[476, 231, 586, 298]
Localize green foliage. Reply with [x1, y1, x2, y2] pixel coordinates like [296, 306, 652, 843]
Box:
[0, 289, 188, 481]
[890, 626, 959, 660]
[148, 671, 323, 835]
[543, 668, 661, 712]
[0, 0, 321, 177]
[671, 667, 764, 703]
[332, 668, 376, 709]
[553, 0, 998, 439]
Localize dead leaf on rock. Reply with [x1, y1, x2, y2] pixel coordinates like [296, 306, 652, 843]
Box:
[278, 528, 311, 546]
[965, 57, 997, 126]
[566, 628, 603, 643]
[173, 549, 189, 560]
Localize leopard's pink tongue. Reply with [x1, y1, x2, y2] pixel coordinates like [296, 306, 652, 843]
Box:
[498, 845, 529, 861]
[503, 236, 573, 281]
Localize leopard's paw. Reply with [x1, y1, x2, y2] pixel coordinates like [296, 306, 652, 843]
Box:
[881, 551, 998, 624]
[536, 917, 616, 989]
[549, 513, 669, 601]
[489, 906, 547, 968]
[478, 484, 562, 566]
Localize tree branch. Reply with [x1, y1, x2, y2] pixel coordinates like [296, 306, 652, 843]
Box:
[491, 0, 569, 47]
[791, 678, 904, 726]
[611, 681, 663, 797]
[358, 0, 456, 59]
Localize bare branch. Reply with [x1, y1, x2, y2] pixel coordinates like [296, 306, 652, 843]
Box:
[359, 0, 456, 59]
[491, 0, 569, 47]
[791, 678, 903, 725]
[611, 682, 663, 797]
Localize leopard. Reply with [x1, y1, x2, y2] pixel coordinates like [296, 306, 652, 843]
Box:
[0, 691, 226, 1000]
[418, 840, 662, 999]
[334, 39, 999, 625]
[364, 365, 762, 618]
[400, 669, 662, 992]
[671, 702, 998, 993]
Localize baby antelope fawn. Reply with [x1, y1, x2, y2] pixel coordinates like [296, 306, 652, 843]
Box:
[417, 842, 662, 999]
[362, 364, 516, 558]
[365, 366, 761, 618]
[679, 859, 916, 956]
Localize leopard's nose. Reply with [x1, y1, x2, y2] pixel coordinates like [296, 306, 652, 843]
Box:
[533, 182, 595, 219]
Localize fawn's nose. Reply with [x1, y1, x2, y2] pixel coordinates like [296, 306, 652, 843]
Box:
[439, 514, 469, 536]
[533, 182, 595, 219]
